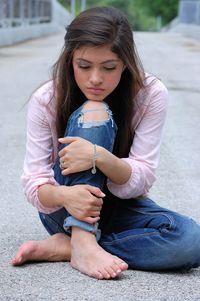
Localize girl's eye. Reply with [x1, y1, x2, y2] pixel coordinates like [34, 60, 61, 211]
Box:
[78, 65, 116, 70]
[78, 65, 90, 69]
[104, 66, 116, 71]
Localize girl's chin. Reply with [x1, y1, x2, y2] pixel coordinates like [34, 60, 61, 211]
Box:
[88, 99, 104, 102]
[84, 94, 105, 102]
[83, 91, 109, 102]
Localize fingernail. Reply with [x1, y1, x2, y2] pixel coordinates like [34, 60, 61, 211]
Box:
[100, 192, 106, 197]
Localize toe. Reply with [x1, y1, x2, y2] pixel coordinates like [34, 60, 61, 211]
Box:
[11, 256, 23, 266]
[91, 270, 105, 280]
[11, 257, 17, 265]
[113, 257, 128, 271]
[99, 268, 111, 279]
[95, 271, 104, 280]
[104, 266, 117, 278]
[120, 262, 128, 271]
[111, 262, 122, 274]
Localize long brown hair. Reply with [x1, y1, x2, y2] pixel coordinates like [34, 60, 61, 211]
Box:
[52, 6, 144, 158]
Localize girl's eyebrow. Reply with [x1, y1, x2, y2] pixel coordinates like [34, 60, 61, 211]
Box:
[76, 58, 119, 64]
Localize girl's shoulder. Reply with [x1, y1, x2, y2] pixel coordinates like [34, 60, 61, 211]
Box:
[136, 73, 168, 107]
[132, 74, 168, 130]
[30, 80, 55, 107]
[144, 73, 168, 93]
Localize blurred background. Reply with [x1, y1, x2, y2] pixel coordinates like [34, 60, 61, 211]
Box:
[0, 0, 187, 32]
[61, 0, 179, 31]
[1, 0, 200, 46]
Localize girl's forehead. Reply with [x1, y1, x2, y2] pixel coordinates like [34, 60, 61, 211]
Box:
[73, 44, 119, 61]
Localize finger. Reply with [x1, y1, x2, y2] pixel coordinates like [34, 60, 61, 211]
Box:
[92, 197, 103, 207]
[58, 136, 78, 144]
[59, 159, 66, 167]
[91, 205, 102, 211]
[59, 157, 66, 164]
[87, 210, 101, 217]
[61, 168, 72, 176]
[83, 216, 100, 224]
[58, 148, 66, 157]
[86, 185, 106, 198]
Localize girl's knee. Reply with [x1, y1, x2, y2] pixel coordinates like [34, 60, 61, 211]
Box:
[66, 100, 117, 149]
[81, 101, 109, 124]
[172, 217, 200, 269]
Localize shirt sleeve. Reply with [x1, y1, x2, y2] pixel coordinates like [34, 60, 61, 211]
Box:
[21, 91, 62, 213]
[107, 80, 168, 199]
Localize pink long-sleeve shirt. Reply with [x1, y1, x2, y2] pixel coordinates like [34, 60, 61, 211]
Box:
[21, 74, 168, 213]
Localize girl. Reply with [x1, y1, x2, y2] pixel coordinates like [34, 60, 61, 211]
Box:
[12, 7, 200, 279]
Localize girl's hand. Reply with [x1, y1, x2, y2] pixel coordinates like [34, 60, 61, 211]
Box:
[58, 136, 94, 175]
[60, 184, 105, 224]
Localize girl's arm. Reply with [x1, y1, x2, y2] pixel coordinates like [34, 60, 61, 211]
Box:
[38, 183, 104, 223]
[22, 83, 103, 221]
[95, 147, 132, 184]
[59, 78, 168, 199]
[21, 83, 62, 214]
[106, 79, 168, 199]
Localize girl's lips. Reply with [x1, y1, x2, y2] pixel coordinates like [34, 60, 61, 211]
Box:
[87, 87, 104, 91]
[86, 87, 105, 94]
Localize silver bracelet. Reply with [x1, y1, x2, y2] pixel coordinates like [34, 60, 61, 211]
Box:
[91, 144, 97, 174]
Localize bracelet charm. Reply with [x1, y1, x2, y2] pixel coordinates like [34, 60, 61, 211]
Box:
[91, 144, 97, 174]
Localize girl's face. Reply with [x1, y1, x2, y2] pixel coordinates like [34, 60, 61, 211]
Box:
[72, 44, 125, 101]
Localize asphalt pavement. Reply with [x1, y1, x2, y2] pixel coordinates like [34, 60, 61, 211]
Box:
[0, 30, 200, 300]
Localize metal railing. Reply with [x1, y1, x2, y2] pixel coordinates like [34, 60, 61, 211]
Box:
[0, 0, 52, 28]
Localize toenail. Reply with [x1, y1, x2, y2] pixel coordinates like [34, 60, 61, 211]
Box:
[97, 273, 103, 279]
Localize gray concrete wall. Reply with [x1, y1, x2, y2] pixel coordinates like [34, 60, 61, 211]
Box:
[165, 1, 200, 40]
[0, 0, 72, 46]
[51, 0, 73, 28]
[0, 22, 62, 46]
[179, 0, 200, 25]
[169, 23, 200, 40]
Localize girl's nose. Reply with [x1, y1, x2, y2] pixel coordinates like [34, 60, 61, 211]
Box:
[89, 70, 103, 85]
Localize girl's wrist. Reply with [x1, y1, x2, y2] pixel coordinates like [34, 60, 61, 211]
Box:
[95, 145, 114, 171]
[38, 184, 69, 209]
[95, 145, 131, 184]
[95, 145, 105, 168]
[56, 185, 70, 208]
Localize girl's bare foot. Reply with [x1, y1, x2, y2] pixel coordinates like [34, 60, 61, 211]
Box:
[11, 233, 71, 265]
[70, 227, 128, 280]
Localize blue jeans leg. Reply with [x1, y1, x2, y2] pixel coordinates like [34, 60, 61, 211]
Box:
[39, 101, 117, 237]
[54, 101, 117, 187]
[39, 197, 200, 271]
[99, 198, 200, 271]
